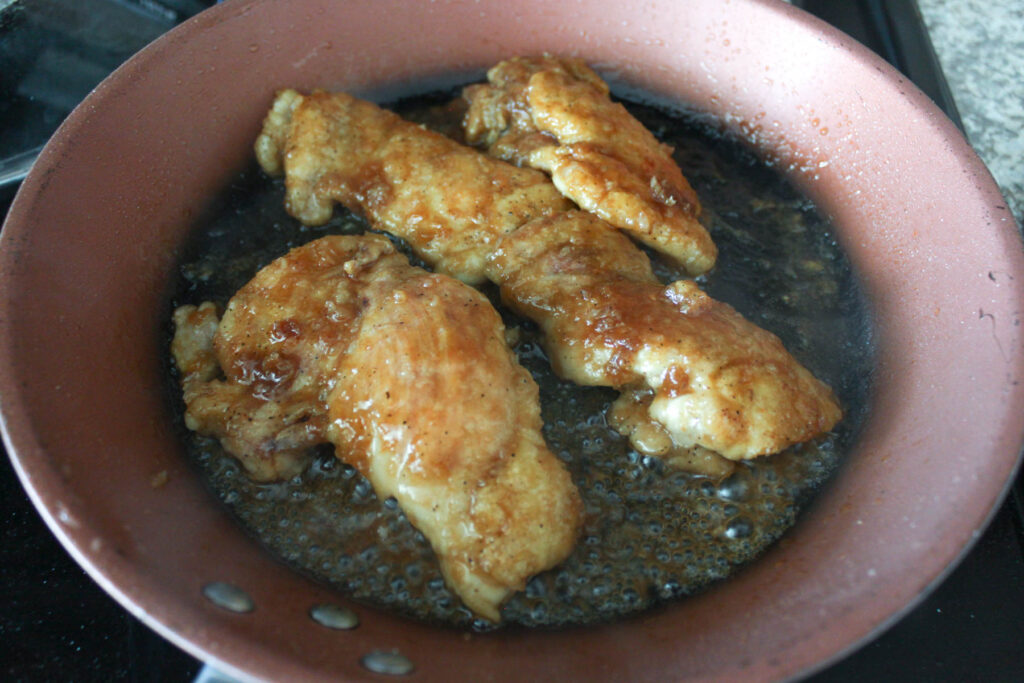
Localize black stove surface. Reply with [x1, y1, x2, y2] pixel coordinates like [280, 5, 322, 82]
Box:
[2, 1, 1023, 680]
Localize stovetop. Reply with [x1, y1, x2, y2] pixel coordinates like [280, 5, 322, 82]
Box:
[2, 1, 1022, 680]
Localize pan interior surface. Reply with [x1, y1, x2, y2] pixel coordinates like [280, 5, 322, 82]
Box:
[0, 0, 1021, 681]
[168, 92, 872, 632]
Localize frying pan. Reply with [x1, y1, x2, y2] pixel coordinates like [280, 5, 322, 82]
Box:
[1, 0, 1022, 680]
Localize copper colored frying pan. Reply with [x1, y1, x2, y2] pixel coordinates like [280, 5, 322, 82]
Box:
[1, 0, 1022, 680]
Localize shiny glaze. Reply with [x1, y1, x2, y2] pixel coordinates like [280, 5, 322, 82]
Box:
[168, 92, 871, 629]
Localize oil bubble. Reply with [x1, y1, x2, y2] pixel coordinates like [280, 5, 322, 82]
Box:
[725, 517, 754, 539]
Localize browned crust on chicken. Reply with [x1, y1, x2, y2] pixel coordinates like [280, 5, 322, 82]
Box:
[253, 80, 841, 473]
[255, 89, 571, 285]
[463, 56, 717, 275]
[488, 211, 842, 461]
[172, 235, 582, 621]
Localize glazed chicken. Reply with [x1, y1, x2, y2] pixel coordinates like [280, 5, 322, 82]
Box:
[487, 211, 842, 466]
[254, 79, 841, 471]
[462, 56, 717, 276]
[255, 89, 571, 285]
[172, 235, 582, 621]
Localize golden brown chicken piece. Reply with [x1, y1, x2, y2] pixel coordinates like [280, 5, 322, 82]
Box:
[254, 87, 841, 471]
[172, 235, 582, 621]
[171, 298, 330, 482]
[487, 211, 842, 463]
[327, 256, 583, 619]
[463, 56, 717, 275]
[255, 89, 571, 285]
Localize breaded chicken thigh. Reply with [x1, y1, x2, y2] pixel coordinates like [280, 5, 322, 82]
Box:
[255, 89, 571, 285]
[487, 211, 842, 465]
[463, 56, 717, 275]
[172, 235, 582, 621]
[254, 86, 841, 473]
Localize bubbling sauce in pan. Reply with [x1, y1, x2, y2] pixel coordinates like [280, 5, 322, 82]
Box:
[167, 92, 873, 630]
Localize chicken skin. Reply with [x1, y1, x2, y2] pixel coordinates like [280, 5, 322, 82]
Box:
[255, 89, 571, 285]
[254, 85, 841, 471]
[462, 56, 717, 275]
[172, 235, 582, 621]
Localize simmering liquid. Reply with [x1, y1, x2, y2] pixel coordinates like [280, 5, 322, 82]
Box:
[167, 91, 873, 630]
